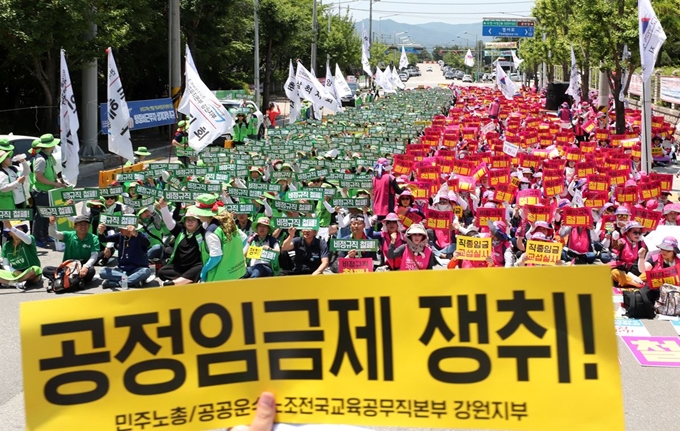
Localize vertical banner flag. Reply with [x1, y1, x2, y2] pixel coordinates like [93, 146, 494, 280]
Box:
[382, 66, 395, 93]
[59, 49, 80, 186]
[362, 22, 370, 59]
[334, 63, 353, 98]
[362, 48, 372, 77]
[464, 49, 475, 67]
[185, 59, 233, 153]
[296, 62, 342, 113]
[566, 45, 581, 105]
[619, 45, 631, 102]
[638, 0, 667, 82]
[495, 62, 517, 100]
[177, 45, 198, 116]
[399, 45, 409, 70]
[284, 60, 301, 124]
[325, 61, 340, 104]
[106, 48, 134, 163]
[391, 65, 406, 90]
[512, 50, 524, 69]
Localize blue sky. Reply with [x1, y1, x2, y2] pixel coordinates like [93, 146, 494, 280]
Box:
[326, 0, 536, 25]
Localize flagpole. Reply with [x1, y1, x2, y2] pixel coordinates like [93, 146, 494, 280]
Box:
[641, 77, 653, 173]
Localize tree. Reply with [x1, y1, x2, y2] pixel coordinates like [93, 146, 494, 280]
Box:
[318, 10, 361, 74]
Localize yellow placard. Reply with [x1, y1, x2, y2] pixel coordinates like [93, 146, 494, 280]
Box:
[246, 245, 263, 259]
[525, 241, 563, 266]
[20, 268, 623, 431]
[456, 235, 492, 261]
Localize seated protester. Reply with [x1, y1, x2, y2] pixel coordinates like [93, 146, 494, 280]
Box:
[488, 220, 514, 267]
[376, 213, 404, 272]
[97, 223, 152, 289]
[660, 203, 680, 226]
[387, 223, 438, 270]
[85, 193, 129, 265]
[610, 221, 646, 287]
[515, 232, 564, 267]
[335, 213, 381, 266]
[157, 199, 205, 286]
[242, 217, 280, 278]
[559, 225, 600, 265]
[137, 206, 169, 260]
[44, 215, 99, 286]
[280, 227, 330, 275]
[192, 194, 247, 282]
[0, 221, 42, 290]
[235, 213, 253, 236]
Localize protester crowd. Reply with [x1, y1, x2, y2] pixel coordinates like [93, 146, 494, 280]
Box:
[0, 83, 679, 319]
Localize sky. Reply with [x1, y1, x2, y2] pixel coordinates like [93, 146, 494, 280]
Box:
[326, 0, 536, 25]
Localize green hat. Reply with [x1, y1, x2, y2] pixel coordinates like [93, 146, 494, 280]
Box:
[36, 134, 60, 148]
[31, 139, 40, 149]
[281, 163, 293, 171]
[178, 120, 187, 128]
[137, 206, 152, 218]
[193, 193, 223, 217]
[253, 216, 272, 232]
[87, 199, 105, 208]
[261, 192, 279, 200]
[134, 146, 152, 156]
[0, 138, 14, 152]
[180, 206, 201, 222]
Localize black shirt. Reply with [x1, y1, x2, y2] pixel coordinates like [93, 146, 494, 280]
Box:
[170, 224, 204, 269]
[292, 237, 329, 273]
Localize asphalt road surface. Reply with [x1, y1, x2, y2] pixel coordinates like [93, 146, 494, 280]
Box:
[2, 65, 680, 431]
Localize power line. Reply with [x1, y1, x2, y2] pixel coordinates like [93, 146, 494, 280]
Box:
[349, 7, 532, 14]
[379, 0, 534, 4]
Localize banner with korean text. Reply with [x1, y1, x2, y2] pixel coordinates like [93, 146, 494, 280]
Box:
[20, 267, 623, 431]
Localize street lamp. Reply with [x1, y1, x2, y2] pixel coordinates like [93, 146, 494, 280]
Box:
[464, 31, 479, 81]
[457, 35, 469, 49]
[379, 13, 400, 38]
[394, 31, 408, 46]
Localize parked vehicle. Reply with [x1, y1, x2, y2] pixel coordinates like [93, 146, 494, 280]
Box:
[509, 72, 522, 82]
[341, 82, 358, 107]
[399, 73, 409, 82]
[426, 66, 433, 72]
[455, 71, 465, 80]
[462, 74, 473, 83]
[444, 71, 455, 80]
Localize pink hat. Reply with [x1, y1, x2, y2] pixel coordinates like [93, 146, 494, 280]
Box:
[558, 198, 571, 209]
[663, 203, 680, 215]
[645, 199, 658, 211]
[384, 212, 400, 222]
[621, 221, 642, 233]
[657, 236, 680, 254]
[615, 206, 630, 216]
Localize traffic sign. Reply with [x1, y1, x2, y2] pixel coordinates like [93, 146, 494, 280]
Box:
[482, 18, 535, 38]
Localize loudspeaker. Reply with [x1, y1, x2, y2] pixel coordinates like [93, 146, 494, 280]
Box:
[545, 82, 571, 111]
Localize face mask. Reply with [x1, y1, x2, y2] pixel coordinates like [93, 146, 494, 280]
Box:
[520, 183, 529, 190]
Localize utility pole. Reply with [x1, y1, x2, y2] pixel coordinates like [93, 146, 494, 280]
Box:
[254, 0, 261, 107]
[311, 0, 318, 74]
[170, 0, 181, 108]
[327, 11, 331, 65]
[81, 10, 103, 156]
[369, 0, 373, 46]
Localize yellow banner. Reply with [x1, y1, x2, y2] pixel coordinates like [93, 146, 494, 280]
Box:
[525, 241, 563, 266]
[456, 236, 492, 261]
[21, 267, 623, 431]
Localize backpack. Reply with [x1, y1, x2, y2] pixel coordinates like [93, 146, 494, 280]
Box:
[655, 284, 680, 317]
[622, 286, 655, 319]
[49, 260, 82, 294]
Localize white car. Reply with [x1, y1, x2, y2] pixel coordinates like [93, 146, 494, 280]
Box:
[462, 74, 473, 83]
[219, 99, 265, 139]
[426, 67, 433, 72]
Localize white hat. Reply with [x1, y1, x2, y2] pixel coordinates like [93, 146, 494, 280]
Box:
[405, 223, 428, 237]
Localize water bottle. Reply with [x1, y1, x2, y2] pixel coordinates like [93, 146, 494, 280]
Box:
[121, 273, 128, 290]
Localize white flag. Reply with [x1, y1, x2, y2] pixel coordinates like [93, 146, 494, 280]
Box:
[325, 62, 341, 104]
[620, 45, 631, 102]
[361, 47, 372, 77]
[399, 45, 409, 70]
[495, 62, 517, 100]
[178, 45, 197, 116]
[296, 62, 342, 114]
[60, 49, 79, 185]
[565, 45, 581, 105]
[391, 66, 405, 90]
[284, 60, 301, 124]
[383, 66, 395, 93]
[511, 50, 524, 69]
[639, 0, 667, 82]
[464, 49, 475, 68]
[334, 64, 353, 98]
[185, 63, 233, 154]
[362, 23, 370, 59]
[106, 48, 134, 162]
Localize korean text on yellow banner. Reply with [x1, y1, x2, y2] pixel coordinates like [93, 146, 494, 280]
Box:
[525, 240, 563, 266]
[20, 267, 623, 431]
[455, 235, 492, 261]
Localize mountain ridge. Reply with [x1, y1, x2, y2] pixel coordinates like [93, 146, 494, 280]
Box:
[357, 18, 491, 49]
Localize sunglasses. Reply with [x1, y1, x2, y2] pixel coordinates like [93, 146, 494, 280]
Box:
[629, 231, 642, 235]
[616, 214, 629, 218]
[105, 196, 115, 200]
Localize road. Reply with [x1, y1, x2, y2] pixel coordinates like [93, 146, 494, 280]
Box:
[1, 63, 680, 431]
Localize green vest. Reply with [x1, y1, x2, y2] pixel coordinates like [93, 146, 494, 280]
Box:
[315, 200, 332, 227]
[2, 235, 41, 270]
[167, 229, 204, 265]
[201, 226, 246, 282]
[233, 122, 249, 142]
[247, 117, 259, 136]
[30, 153, 56, 192]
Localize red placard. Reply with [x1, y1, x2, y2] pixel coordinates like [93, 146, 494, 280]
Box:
[494, 184, 517, 203]
[565, 147, 581, 161]
[517, 189, 542, 206]
[638, 180, 662, 200]
[563, 207, 593, 227]
[632, 208, 661, 231]
[519, 153, 541, 170]
[543, 177, 565, 197]
[416, 165, 440, 182]
[646, 266, 680, 289]
[543, 159, 567, 170]
[455, 175, 476, 192]
[407, 182, 432, 200]
[452, 159, 476, 176]
[489, 168, 511, 187]
[472, 162, 489, 181]
[580, 141, 597, 154]
[525, 205, 553, 224]
[338, 258, 374, 274]
[649, 173, 673, 191]
[476, 207, 505, 227]
[491, 155, 511, 169]
[583, 191, 609, 209]
[615, 186, 639, 204]
[575, 161, 596, 178]
[587, 174, 610, 193]
[393, 154, 414, 175]
[425, 208, 453, 231]
[397, 211, 424, 228]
